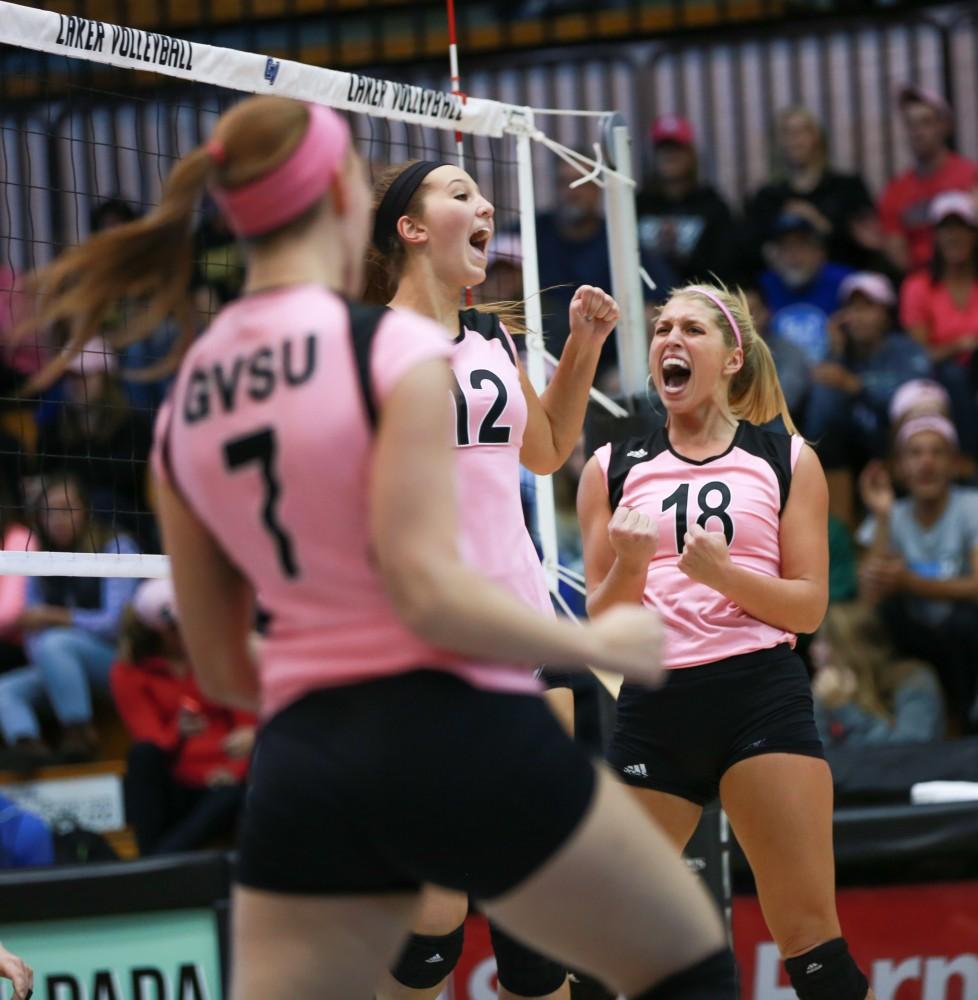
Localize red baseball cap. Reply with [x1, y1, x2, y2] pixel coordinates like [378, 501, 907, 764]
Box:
[650, 114, 695, 147]
[897, 83, 952, 120]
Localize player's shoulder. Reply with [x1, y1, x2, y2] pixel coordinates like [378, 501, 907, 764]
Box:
[736, 418, 799, 511]
[601, 428, 669, 510]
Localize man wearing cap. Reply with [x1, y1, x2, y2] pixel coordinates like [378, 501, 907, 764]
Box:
[636, 114, 736, 284]
[879, 84, 978, 273]
[759, 211, 854, 367]
[858, 416, 978, 731]
[804, 272, 930, 469]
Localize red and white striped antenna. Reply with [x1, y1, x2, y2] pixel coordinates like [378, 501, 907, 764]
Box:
[446, 0, 473, 304]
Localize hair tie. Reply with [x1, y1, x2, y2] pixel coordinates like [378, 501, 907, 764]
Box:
[208, 104, 351, 238]
[206, 139, 226, 166]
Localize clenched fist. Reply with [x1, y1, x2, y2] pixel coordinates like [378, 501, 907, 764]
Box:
[569, 285, 619, 345]
[608, 506, 658, 572]
[677, 523, 732, 589]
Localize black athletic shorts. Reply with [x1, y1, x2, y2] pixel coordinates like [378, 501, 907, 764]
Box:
[607, 644, 824, 806]
[237, 669, 596, 899]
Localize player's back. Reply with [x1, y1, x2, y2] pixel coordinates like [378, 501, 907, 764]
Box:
[158, 284, 469, 715]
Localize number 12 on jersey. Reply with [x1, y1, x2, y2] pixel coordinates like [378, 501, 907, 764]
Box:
[662, 481, 735, 552]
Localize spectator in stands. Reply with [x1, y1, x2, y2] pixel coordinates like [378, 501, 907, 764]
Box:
[879, 85, 978, 274]
[0, 262, 51, 380]
[87, 196, 178, 411]
[0, 479, 35, 673]
[745, 106, 880, 273]
[759, 211, 854, 367]
[636, 114, 736, 284]
[811, 601, 944, 747]
[858, 417, 978, 730]
[35, 336, 155, 549]
[0, 472, 139, 771]
[804, 272, 930, 467]
[0, 791, 53, 868]
[743, 281, 810, 421]
[900, 190, 978, 460]
[111, 578, 255, 855]
[536, 154, 674, 369]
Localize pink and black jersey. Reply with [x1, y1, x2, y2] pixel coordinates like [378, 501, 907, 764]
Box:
[450, 309, 553, 628]
[594, 420, 804, 669]
[153, 285, 536, 720]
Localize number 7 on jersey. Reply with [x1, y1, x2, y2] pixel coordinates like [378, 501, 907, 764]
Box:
[223, 427, 299, 579]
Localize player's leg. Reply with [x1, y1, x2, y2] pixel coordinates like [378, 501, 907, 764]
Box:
[621, 787, 703, 851]
[483, 767, 734, 999]
[490, 920, 569, 999]
[719, 753, 872, 1000]
[378, 886, 469, 1000]
[231, 885, 419, 1000]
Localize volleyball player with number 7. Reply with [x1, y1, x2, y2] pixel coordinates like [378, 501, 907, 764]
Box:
[578, 283, 875, 1000]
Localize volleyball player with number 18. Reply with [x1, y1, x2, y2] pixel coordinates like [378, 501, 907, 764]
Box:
[578, 283, 875, 1000]
[21, 97, 736, 999]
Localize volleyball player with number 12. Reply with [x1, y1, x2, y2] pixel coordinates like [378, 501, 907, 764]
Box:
[578, 283, 875, 1000]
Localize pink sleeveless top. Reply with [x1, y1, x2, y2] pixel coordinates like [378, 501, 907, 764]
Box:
[153, 286, 536, 719]
[451, 310, 553, 608]
[594, 421, 804, 669]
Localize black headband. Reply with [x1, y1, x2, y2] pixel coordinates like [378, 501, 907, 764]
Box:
[372, 160, 446, 252]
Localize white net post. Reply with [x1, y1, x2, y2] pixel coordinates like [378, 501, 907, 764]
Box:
[514, 120, 560, 595]
[602, 113, 648, 399]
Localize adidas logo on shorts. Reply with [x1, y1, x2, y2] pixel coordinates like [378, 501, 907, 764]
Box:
[626, 448, 648, 459]
[425, 954, 445, 964]
[623, 763, 648, 778]
[806, 962, 823, 974]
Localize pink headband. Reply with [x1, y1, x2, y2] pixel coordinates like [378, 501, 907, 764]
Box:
[897, 415, 958, 450]
[209, 103, 351, 238]
[687, 287, 742, 348]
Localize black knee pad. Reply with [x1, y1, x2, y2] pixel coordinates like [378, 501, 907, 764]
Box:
[632, 949, 737, 1000]
[489, 921, 567, 997]
[784, 938, 868, 1000]
[390, 925, 465, 990]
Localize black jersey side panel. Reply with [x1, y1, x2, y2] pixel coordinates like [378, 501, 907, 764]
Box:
[738, 419, 794, 513]
[458, 307, 517, 367]
[348, 302, 392, 431]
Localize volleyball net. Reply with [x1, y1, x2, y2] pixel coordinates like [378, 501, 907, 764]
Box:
[0, 0, 645, 612]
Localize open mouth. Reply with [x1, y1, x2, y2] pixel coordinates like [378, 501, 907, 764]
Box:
[468, 229, 491, 259]
[661, 357, 691, 393]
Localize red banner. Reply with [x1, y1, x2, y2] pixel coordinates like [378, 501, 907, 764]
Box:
[447, 881, 978, 1000]
[734, 881, 978, 1000]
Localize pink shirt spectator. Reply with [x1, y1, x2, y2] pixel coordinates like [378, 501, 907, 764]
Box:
[900, 270, 978, 363]
[595, 421, 803, 670]
[154, 286, 537, 720]
[878, 154, 978, 270]
[0, 523, 35, 642]
[0, 265, 51, 376]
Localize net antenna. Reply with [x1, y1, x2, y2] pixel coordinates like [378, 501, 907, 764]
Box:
[0, 1, 634, 596]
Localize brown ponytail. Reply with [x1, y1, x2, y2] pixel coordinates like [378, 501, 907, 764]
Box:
[19, 96, 311, 390]
[677, 281, 799, 435]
